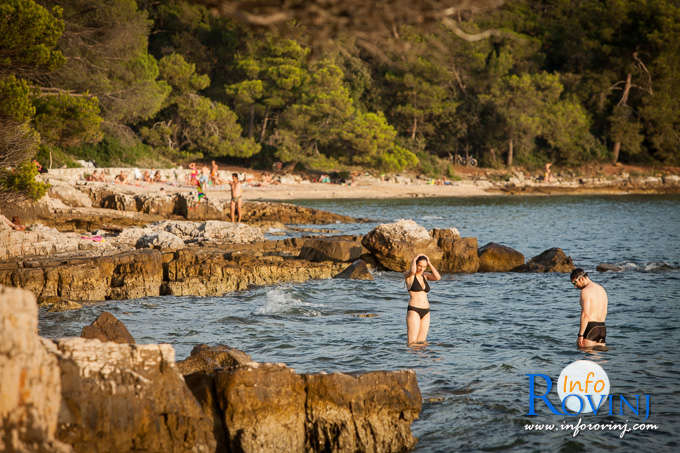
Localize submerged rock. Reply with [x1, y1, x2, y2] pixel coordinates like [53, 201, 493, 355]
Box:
[514, 248, 575, 273]
[176, 344, 252, 376]
[362, 219, 443, 272]
[596, 263, 623, 272]
[81, 312, 135, 344]
[478, 242, 525, 272]
[333, 259, 374, 280]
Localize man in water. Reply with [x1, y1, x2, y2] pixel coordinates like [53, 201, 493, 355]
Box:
[229, 173, 243, 222]
[571, 268, 608, 348]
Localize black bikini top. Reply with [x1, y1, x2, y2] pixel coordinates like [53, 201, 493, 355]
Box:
[409, 275, 430, 293]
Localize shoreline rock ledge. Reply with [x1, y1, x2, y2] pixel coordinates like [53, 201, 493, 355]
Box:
[1, 285, 423, 453]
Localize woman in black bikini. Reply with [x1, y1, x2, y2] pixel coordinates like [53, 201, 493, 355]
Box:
[405, 254, 441, 345]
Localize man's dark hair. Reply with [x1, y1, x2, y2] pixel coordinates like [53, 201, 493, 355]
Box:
[570, 268, 588, 281]
[232, 173, 238, 178]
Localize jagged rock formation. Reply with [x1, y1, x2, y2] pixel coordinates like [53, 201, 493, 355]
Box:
[362, 219, 443, 272]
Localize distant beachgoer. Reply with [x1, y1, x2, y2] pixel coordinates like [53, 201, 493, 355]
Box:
[210, 160, 222, 185]
[405, 254, 441, 345]
[114, 171, 128, 184]
[187, 162, 199, 187]
[32, 159, 47, 173]
[229, 173, 243, 222]
[544, 162, 553, 183]
[143, 170, 153, 183]
[571, 268, 608, 348]
[197, 167, 210, 201]
[10, 216, 26, 231]
[153, 170, 164, 183]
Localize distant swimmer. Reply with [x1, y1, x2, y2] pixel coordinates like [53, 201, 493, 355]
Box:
[405, 254, 441, 345]
[571, 268, 608, 348]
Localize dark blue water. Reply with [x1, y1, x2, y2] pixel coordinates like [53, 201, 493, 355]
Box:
[40, 196, 680, 451]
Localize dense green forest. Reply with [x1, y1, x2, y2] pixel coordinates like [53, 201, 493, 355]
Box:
[1, 0, 679, 198]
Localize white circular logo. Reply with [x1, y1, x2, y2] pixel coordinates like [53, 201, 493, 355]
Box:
[557, 360, 610, 414]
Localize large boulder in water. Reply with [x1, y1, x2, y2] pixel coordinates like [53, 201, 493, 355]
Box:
[80, 311, 135, 344]
[54, 337, 216, 453]
[333, 259, 374, 280]
[430, 227, 461, 243]
[299, 236, 367, 262]
[0, 286, 71, 453]
[437, 236, 479, 273]
[362, 219, 443, 272]
[513, 248, 575, 273]
[478, 242, 525, 272]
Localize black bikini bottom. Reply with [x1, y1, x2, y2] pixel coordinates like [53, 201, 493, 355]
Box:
[584, 321, 606, 343]
[407, 305, 430, 319]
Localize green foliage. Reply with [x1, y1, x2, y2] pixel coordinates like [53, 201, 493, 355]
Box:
[608, 105, 644, 158]
[47, 0, 170, 124]
[481, 71, 601, 165]
[226, 36, 310, 139]
[0, 160, 49, 200]
[35, 143, 79, 168]
[142, 54, 259, 159]
[0, 75, 35, 121]
[66, 136, 171, 167]
[414, 150, 446, 178]
[0, 0, 65, 73]
[33, 93, 103, 147]
[158, 53, 210, 96]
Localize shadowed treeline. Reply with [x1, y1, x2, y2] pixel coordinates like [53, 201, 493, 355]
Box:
[2, 0, 679, 201]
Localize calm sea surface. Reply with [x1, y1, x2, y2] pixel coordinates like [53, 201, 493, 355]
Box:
[40, 195, 680, 452]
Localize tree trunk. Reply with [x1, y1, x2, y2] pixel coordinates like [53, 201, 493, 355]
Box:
[260, 108, 269, 142]
[410, 117, 418, 140]
[612, 73, 632, 164]
[612, 141, 621, 165]
[248, 105, 255, 139]
[507, 139, 513, 167]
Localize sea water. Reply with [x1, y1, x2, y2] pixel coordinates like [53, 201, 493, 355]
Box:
[40, 195, 680, 451]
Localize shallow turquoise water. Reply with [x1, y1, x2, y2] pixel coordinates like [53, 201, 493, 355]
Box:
[40, 195, 680, 452]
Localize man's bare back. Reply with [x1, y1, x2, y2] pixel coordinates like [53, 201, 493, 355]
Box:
[571, 269, 608, 348]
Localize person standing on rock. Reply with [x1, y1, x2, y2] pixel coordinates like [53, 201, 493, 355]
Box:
[229, 173, 243, 222]
[571, 268, 608, 348]
[405, 254, 441, 345]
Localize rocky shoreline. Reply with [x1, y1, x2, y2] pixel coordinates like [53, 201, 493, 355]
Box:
[0, 286, 421, 453]
[1, 171, 582, 310]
